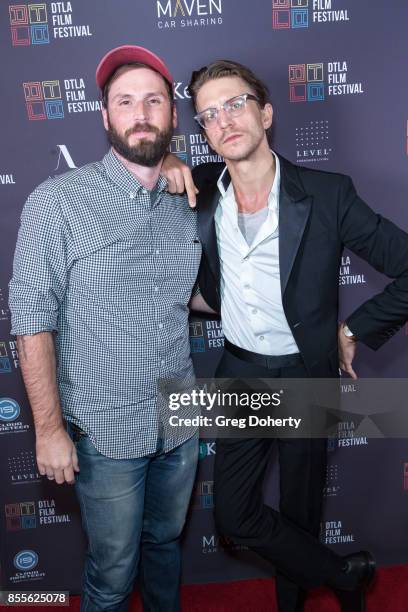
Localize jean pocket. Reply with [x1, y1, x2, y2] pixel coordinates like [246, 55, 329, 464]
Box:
[68, 422, 88, 443]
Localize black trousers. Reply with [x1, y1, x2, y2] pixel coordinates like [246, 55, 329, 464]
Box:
[214, 346, 341, 612]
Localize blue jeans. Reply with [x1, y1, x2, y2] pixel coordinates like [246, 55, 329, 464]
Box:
[70, 429, 198, 612]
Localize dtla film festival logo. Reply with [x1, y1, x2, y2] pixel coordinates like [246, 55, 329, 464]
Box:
[5, 501, 36, 531]
[0, 341, 19, 375]
[339, 254, 366, 286]
[189, 320, 224, 352]
[288, 61, 364, 102]
[206, 320, 224, 348]
[189, 321, 205, 353]
[190, 133, 223, 167]
[193, 480, 214, 509]
[1, 171, 16, 185]
[321, 520, 355, 545]
[0, 342, 12, 374]
[170, 132, 223, 167]
[9, 2, 92, 47]
[169, 135, 188, 163]
[327, 419, 368, 452]
[272, 0, 350, 29]
[156, 0, 223, 29]
[5, 498, 71, 531]
[23, 80, 64, 120]
[23, 78, 102, 121]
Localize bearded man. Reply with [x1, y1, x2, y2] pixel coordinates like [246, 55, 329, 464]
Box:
[9, 46, 201, 612]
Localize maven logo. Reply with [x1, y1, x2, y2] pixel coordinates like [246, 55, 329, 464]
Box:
[156, 0, 223, 29]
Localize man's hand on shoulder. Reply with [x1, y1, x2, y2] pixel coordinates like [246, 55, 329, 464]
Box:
[162, 153, 198, 208]
[36, 426, 79, 485]
[338, 322, 358, 380]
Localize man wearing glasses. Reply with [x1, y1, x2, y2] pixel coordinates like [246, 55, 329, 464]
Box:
[166, 60, 408, 612]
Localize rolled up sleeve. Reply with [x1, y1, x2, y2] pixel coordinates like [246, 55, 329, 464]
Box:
[9, 187, 70, 336]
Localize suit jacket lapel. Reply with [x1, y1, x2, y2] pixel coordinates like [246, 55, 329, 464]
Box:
[196, 156, 312, 297]
[278, 155, 312, 295]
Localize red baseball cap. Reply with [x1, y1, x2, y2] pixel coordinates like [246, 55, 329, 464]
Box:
[96, 45, 174, 91]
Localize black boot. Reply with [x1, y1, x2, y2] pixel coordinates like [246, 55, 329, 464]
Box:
[334, 551, 376, 612]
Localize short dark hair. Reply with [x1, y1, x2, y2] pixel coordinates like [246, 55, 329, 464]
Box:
[188, 60, 270, 109]
[102, 62, 174, 108]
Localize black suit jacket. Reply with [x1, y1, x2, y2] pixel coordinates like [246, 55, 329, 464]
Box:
[192, 155, 408, 377]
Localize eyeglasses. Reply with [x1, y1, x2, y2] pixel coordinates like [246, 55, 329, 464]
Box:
[194, 93, 259, 129]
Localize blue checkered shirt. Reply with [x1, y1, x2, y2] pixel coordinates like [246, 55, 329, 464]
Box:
[9, 149, 201, 458]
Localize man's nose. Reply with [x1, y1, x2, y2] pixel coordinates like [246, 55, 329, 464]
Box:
[133, 100, 148, 120]
[217, 108, 233, 128]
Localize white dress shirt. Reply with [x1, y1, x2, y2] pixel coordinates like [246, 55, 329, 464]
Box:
[215, 152, 299, 356]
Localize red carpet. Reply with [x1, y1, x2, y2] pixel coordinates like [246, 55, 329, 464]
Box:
[3, 566, 407, 611]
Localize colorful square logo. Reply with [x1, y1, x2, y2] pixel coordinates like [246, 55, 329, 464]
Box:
[5, 501, 36, 531]
[289, 63, 325, 102]
[9, 4, 49, 46]
[169, 135, 188, 163]
[23, 80, 64, 120]
[273, 0, 309, 29]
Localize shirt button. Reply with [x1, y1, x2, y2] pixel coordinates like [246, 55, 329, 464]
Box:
[154, 286, 159, 292]
[259, 336, 264, 341]
[129, 193, 135, 199]
[244, 283, 250, 289]
[252, 308, 257, 314]
[161, 359, 165, 366]
[142, 188, 148, 195]
[156, 249, 160, 255]
[158, 323, 163, 329]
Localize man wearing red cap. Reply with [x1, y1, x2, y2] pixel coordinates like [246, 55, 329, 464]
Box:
[9, 46, 201, 611]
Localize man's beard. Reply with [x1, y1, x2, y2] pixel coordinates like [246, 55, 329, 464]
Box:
[107, 117, 173, 167]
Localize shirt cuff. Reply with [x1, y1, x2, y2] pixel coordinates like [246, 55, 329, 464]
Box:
[11, 313, 58, 336]
[343, 323, 355, 338]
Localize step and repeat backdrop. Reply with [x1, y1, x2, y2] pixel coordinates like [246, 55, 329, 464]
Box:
[1, 0, 408, 592]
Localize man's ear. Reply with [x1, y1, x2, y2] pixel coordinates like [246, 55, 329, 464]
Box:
[262, 103, 273, 130]
[101, 106, 109, 132]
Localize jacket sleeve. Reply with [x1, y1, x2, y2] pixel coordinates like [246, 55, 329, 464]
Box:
[192, 162, 224, 194]
[338, 176, 408, 349]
